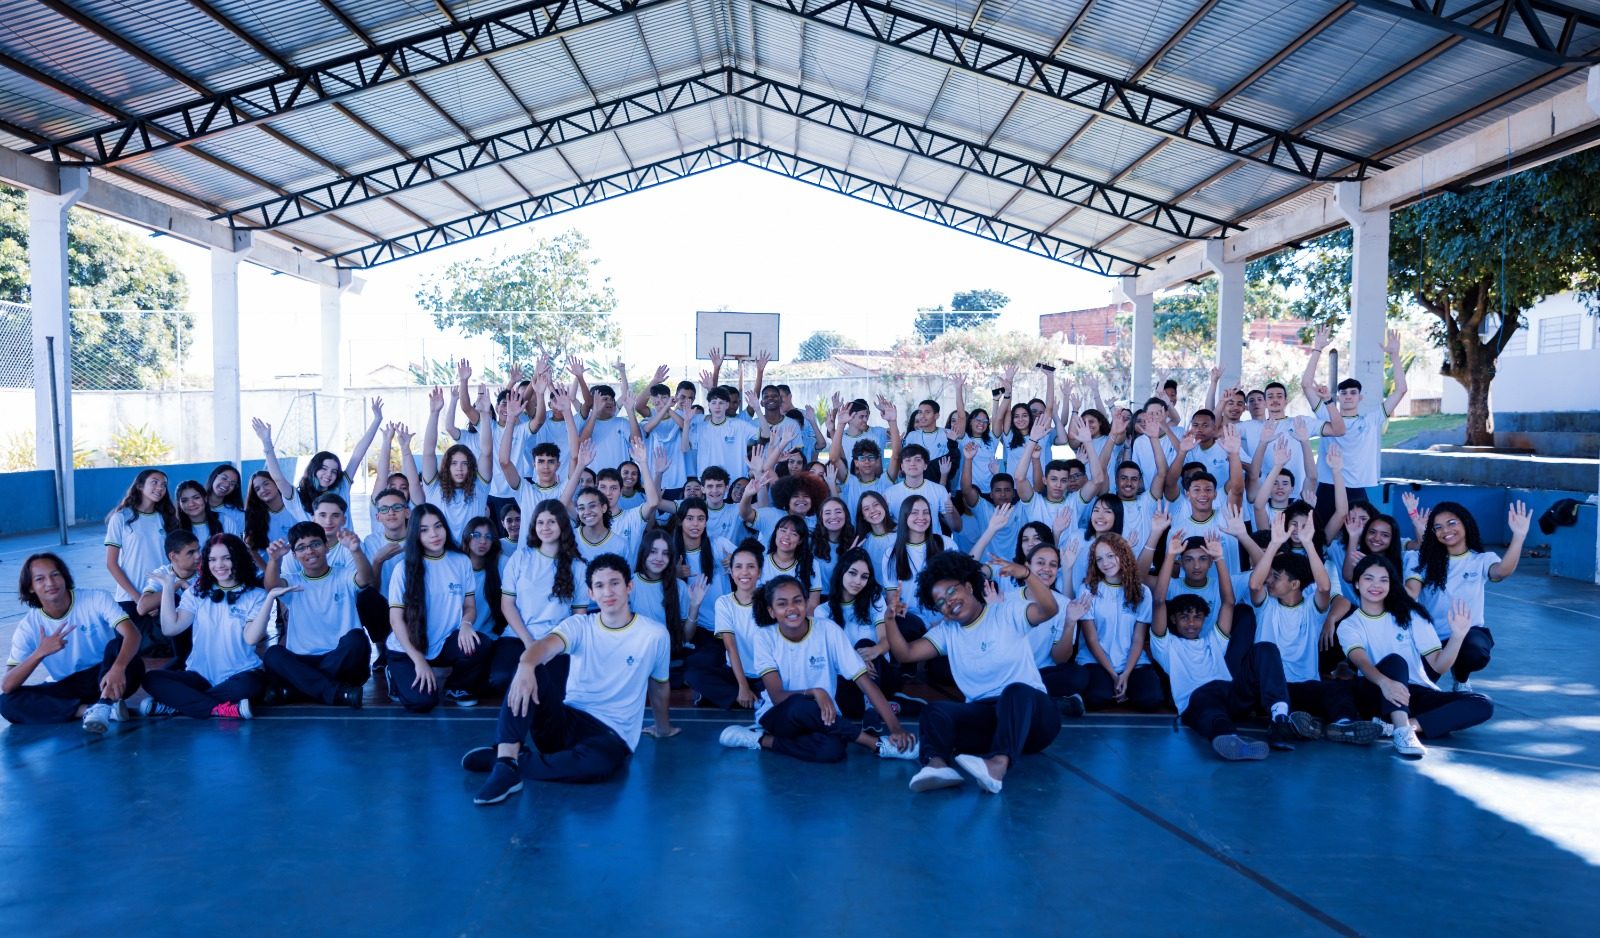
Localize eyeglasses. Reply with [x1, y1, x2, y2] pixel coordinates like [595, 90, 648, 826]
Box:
[467, 532, 495, 541]
[291, 542, 324, 554]
[1431, 519, 1462, 533]
[376, 504, 408, 514]
[930, 583, 962, 610]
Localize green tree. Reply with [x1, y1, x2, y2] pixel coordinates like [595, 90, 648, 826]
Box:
[1151, 263, 1290, 359]
[796, 329, 850, 362]
[416, 229, 619, 368]
[0, 186, 191, 390]
[913, 288, 1010, 341]
[1262, 148, 1600, 445]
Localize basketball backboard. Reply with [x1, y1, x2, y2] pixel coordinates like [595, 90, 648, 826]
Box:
[695, 311, 780, 361]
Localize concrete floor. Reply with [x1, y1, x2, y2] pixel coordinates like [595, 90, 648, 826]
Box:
[3, 525, 1599, 935]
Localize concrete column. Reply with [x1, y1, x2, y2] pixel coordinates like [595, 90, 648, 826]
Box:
[1202, 240, 1245, 388]
[29, 167, 90, 524]
[318, 271, 353, 449]
[1114, 275, 1154, 403]
[211, 232, 252, 466]
[1334, 180, 1392, 399]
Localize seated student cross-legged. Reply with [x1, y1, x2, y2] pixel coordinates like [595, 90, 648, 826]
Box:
[888, 551, 1063, 795]
[260, 522, 374, 709]
[384, 506, 494, 712]
[718, 576, 917, 763]
[462, 554, 679, 805]
[1, 553, 145, 732]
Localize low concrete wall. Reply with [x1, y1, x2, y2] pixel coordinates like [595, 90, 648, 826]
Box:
[1382, 448, 1598, 493]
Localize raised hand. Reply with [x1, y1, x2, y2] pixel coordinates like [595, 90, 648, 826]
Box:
[1149, 507, 1171, 537]
[428, 386, 445, 414]
[1110, 408, 1130, 439]
[1311, 325, 1331, 351]
[1066, 591, 1092, 621]
[1271, 436, 1291, 467]
[457, 358, 472, 382]
[370, 396, 384, 422]
[936, 455, 952, 479]
[708, 346, 723, 370]
[1384, 329, 1402, 358]
[551, 387, 573, 417]
[575, 439, 596, 469]
[266, 584, 302, 602]
[1222, 503, 1250, 539]
[986, 501, 1014, 532]
[1507, 500, 1531, 537]
[1447, 598, 1472, 637]
[566, 356, 586, 380]
[1177, 431, 1198, 455]
[396, 423, 413, 448]
[251, 417, 273, 446]
[1293, 416, 1311, 442]
[1218, 422, 1241, 455]
[755, 349, 772, 370]
[698, 369, 716, 391]
[963, 440, 979, 459]
[337, 528, 362, 553]
[266, 539, 290, 561]
[1059, 536, 1080, 568]
[1269, 509, 1290, 545]
[1325, 444, 1344, 473]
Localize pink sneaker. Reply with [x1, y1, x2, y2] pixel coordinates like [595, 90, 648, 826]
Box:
[210, 700, 253, 720]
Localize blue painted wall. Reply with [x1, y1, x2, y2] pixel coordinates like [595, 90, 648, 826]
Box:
[0, 470, 60, 534]
[0, 460, 270, 534]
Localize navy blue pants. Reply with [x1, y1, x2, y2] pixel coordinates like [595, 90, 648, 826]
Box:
[1181, 640, 1290, 741]
[262, 630, 372, 704]
[683, 629, 759, 709]
[833, 639, 901, 719]
[487, 634, 547, 699]
[1423, 626, 1494, 683]
[355, 588, 391, 663]
[143, 667, 267, 719]
[1058, 661, 1166, 712]
[920, 683, 1061, 765]
[495, 659, 629, 783]
[1357, 654, 1494, 738]
[385, 630, 495, 712]
[758, 694, 863, 763]
[0, 636, 146, 724]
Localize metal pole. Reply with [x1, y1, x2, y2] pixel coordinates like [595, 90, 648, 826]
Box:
[311, 390, 319, 449]
[46, 335, 68, 545]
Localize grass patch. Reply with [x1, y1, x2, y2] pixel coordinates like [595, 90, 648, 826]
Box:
[1384, 414, 1465, 448]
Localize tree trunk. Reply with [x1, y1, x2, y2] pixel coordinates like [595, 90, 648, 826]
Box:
[1464, 368, 1493, 446]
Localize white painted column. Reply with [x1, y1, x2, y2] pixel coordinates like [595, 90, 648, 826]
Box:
[318, 271, 353, 449]
[1334, 180, 1391, 398]
[29, 167, 89, 525]
[211, 232, 251, 466]
[1114, 275, 1155, 403]
[1202, 240, 1245, 388]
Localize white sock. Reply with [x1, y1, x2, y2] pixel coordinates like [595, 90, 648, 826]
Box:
[1270, 702, 1288, 719]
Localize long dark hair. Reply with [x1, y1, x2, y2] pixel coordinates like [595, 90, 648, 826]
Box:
[634, 527, 684, 635]
[402, 505, 459, 651]
[175, 480, 223, 538]
[854, 490, 896, 535]
[1082, 494, 1125, 541]
[1358, 513, 1405, 574]
[1416, 500, 1484, 592]
[527, 499, 581, 602]
[295, 450, 342, 513]
[811, 495, 855, 563]
[767, 515, 815, 589]
[464, 516, 507, 631]
[196, 533, 262, 595]
[207, 464, 244, 511]
[967, 407, 993, 445]
[1014, 521, 1054, 567]
[242, 470, 277, 553]
[436, 443, 481, 503]
[1005, 402, 1032, 449]
[574, 486, 612, 529]
[890, 495, 945, 581]
[826, 547, 881, 627]
[107, 468, 179, 532]
[673, 498, 716, 581]
[1345, 554, 1431, 630]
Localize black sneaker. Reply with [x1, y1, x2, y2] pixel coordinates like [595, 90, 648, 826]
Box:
[473, 760, 523, 805]
[336, 685, 363, 710]
[1058, 693, 1086, 718]
[1324, 717, 1383, 745]
[892, 692, 927, 717]
[259, 686, 289, 707]
[1212, 733, 1269, 761]
[461, 746, 497, 773]
[444, 688, 478, 708]
[1288, 711, 1323, 740]
[1267, 716, 1298, 751]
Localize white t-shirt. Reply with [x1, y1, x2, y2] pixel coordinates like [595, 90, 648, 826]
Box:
[859, 531, 896, 578]
[552, 612, 671, 751]
[1315, 402, 1387, 488]
[956, 497, 1023, 558]
[583, 414, 634, 472]
[1117, 493, 1160, 555]
[760, 554, 819, 593]
[681, 537, 736, 632]
[1253, 585, 1327, 683]
[141, 564, 197, 606]
[104, 509, 169, 603]
[1407, 550, 1499, 640]
[279, 562, 364, 656]
[361, 532, 408, 597]
[178, 585, 268, 685]
[958, 436, 1001, 491]
[885, 478, 954, 520]
[713, 593, 762, 677]
[1130, 435, 1177, 493]
[703, 502, 747, 547]
[7, 589, 129, 681]
[1021, 493, 1078, 533]
[1077, 581, 1152, 669]
[1149, 623, 1231, 715]
[265, 501, 309, 546]
[1337, 608, 1441, 691]
[881, 541, 934, 620]
[1166, 570, 1252, 635]
[630, 575, 691, 632]
[215, 506, 247, 537]
[690, 417, 757, 479]
[752, 506, 815, 545]
[502, 550, 590, 639]
[385, 552, 473, 658]
[924, 595, 1046, 702]
[577, 510, 646, 565]
[646, 418, 687, 490]
[1188, 442, 1234, 491]
[752, 619, 868, 719]
[820, 595, 887, 647]
[841, 474, 890, 514]
[1024, 592, 1071, 670]
[423, 478, 490, 545]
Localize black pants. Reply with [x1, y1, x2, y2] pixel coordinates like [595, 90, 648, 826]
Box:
[1181, 638, 1290, 741]
[683, 630, 758, 709]
[1059, 661, 1166, 712]
[385, 631, 495, 712]
[759, 695, 863, 763]
[1357, 654, 1494, 738]
[920, 683, 1061, 765]
[356, 588, 391, 663]
[1288, 679, 1359, 723]
[121, 600, 192, 663]
[833, 639, 902, 719]
[143, 668, 267, 719]
[262, 630, 372, 704]
[0, 637, 147, 724]
[495, 661, 630, 782]
[1424, 626, 1494, 683]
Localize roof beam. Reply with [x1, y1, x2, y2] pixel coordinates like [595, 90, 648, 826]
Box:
[751, 0, 1386, 180]
[1343, 0, 1600, 64]
[1133, 69, 1600, 293]
[29, 0, 670, 165]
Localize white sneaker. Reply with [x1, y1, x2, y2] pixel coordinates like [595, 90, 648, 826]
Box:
[1393, 724, 1427, 758]
[139, 698, 176, 717]
[1451, 676, 1475, 694]
[107, 700, 130, 723]
[908, 765, 964, 792]
[876, 735, 920, 761]
[718, 724, 763, 750]
[1372, 717, 1395, 738]
[81, 702, 112, 734]
[955, 753, 1004, 794]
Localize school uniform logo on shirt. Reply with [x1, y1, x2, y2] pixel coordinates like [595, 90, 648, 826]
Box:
[979, 640, 994, 654]
[626, 655, 635, 666]
[809, 655, 826, 669]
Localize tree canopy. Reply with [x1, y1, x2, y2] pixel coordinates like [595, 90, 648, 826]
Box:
[796, 329, 851, 362]
[913, 288, 1010, 341]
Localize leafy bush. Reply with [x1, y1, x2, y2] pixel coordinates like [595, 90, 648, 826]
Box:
[1, 431, 92, 471]
[105, 424, 171, 467]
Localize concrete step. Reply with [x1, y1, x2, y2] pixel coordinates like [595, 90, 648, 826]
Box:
[1382, 448, 1598, 493]
[1492, 429, 1600, 459]
[1493, 411, 1600, 434]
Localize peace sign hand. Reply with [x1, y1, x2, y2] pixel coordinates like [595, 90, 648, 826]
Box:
[38, 622, 76, 657]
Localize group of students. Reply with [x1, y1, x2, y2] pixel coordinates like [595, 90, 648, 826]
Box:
[4, 328, 1526, 802]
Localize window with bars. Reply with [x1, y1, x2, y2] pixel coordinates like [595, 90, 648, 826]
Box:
[1538, 314, 1583, 353]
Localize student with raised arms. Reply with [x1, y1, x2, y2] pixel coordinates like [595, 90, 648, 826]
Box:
[683, 387, 757, 480]
[289, 397, 384, 515]
[498, 382, 579, 524]
[461, 554, 677, 805]
[887, 551, 1061, 794]
[384, 505, 493, 712]
[719, 576, 917, 763]
[260, 522, 373, 709]
[401, 388, 495, 543]
[2, 554, 144, 733]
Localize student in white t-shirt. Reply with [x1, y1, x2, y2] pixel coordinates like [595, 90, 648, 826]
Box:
[103, 468, 177, 637]
[461, 555, 678, 805]
[881, 495, 947, 637]
[144, 534, 275, 720]
[384, 505, 494, 712]
[1302, 326, 1405, 513]
[683, 540, 766, 710]
[402, 388, 495, 544]
[1057, 532, 1162, 711]
[631, 528, 709, 652]
[819, 547, 901, 716]
[1, 554, 144, 732]
[499, 499, 590, 707]
[359, 487, 411, 663]
[284, 397, 384, 516]
[684, 387, 758, 481]
[718, 576, 917, 762]
[173, 479, 233, 545]
[1404, 499, 1530, 691]
[1338, 555, 1493, 758]
[887, 551, 1062, 795]
[261, 522, 373, 708]
[884, 444, 962, 533]
[136, 531, 202, 668]
[672, 499, 737, 647]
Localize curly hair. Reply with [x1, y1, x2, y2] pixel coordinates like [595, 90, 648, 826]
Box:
[1084, 532, 1141, 610]
[435, 443, 481, 503]
[915, 550, 986, 614]
[1416, 501, 1484, 593]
